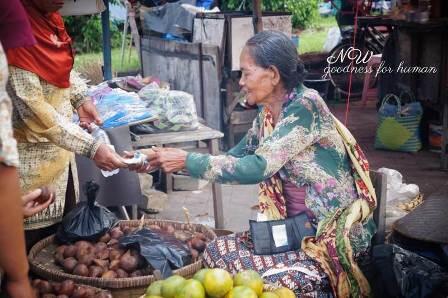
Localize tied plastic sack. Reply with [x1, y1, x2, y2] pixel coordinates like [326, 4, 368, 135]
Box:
[119, 228, 191, 278]
[138, 86, 199, 132]
[56, 181, 117, 244]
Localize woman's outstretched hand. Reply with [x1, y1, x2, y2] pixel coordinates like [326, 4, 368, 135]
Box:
[123, 149, 156, 173]
[148, 147, 188, 173]
[124, 147, 188, 173]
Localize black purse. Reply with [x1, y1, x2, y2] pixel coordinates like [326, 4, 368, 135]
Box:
[249, 212, 316, 255]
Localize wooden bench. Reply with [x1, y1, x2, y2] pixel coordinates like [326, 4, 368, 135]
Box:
[131, 123, 225, 229]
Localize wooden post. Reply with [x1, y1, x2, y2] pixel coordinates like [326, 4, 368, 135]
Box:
[441, 32, 448, 170]
[101, 0, 112, 80]
[252, 0, 263, 33]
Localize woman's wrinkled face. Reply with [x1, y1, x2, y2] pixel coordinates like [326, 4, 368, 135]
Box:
[239, 46, 277, 106]
[32, 0, 64, 12]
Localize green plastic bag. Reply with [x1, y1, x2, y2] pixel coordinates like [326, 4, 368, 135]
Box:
[375, 93, 423, 152]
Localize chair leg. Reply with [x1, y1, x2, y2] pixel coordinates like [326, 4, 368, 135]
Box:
[361, 69, 372, 107]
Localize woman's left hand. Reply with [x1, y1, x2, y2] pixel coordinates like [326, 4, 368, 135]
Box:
[148, 147, 188, 173]
[77, 98, 103, 129]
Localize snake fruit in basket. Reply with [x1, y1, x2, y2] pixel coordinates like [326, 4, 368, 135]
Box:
[32, 278, 111, 298]
[53, 223, 210, 279]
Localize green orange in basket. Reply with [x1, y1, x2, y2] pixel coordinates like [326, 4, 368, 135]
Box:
[274, 287, 295, 298]
[193, 268, 211, 285]
[233, 270, 264, 296]
[203, 268, 233, 297]
[161, 275, 186, 298]
[145, 280, 164, 296]
[175, 279, 206, 298]
[225, 286, 257, 298]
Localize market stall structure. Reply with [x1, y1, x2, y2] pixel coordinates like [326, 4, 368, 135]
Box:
[25, 0, 448, 297]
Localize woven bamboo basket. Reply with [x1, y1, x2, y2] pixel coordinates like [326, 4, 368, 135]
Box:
[28, 219, 216, 298]
[32, 279, 112, 297]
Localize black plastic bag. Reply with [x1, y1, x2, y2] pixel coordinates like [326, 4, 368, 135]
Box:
[56, 181, 117, 244]
[119, 228, 191, 278]
[371, 244, 448, 298]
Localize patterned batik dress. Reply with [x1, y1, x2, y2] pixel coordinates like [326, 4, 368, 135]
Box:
[185, 87, 376, 296]
[7, 66, 101, 230]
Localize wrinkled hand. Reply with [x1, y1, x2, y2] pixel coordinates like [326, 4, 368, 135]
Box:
[6, 277, 36, 298]
[93, 144, 127, 171]
[77, 99, 102, 130]
[147, 147, 188, 173]
[22, 188, 55, 218]
[123, 149, 156, 173]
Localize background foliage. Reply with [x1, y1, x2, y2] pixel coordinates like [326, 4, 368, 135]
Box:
[64, 15, 122, 53]
[223, 0, 319, 29]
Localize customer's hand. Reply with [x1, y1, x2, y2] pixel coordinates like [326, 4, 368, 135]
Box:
[123, 149, 157, 173]
[77, 99, 102, 130]
[147, 147, 188, 173]
[93, 144, 127, 171]
[22, 187, 55, 218]
[6, 276, 36, 298]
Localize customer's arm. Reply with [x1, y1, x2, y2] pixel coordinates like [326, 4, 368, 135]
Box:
[186, 97, 322, 184]
[0, 93, 34, 298]
[0, 165, 33, 296]
[8, 67, 125, 170]
[8, 66, 100, 157]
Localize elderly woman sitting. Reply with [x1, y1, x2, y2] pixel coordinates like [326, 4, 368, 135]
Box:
[130, 31, 377, 297]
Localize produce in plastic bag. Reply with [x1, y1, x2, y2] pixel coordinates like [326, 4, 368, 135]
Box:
[119, 228, 191, 278]
[138, 86, 199, 132]
[87, 83, 154, 129]
[56, 181, 118, 244]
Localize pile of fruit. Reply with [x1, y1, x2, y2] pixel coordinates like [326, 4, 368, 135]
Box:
[53, 224, 209, 279]
[31, 279, 111, 298]
[143, 269, 295, 298]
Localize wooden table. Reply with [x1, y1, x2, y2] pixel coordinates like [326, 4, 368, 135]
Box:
[131, 123, 226, 228]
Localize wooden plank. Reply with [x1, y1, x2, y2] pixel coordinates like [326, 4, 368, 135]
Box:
[230, 109, 258, 125]
[141, 37, 223, 131]
[132, 124, 224, 147]
[229, 15, 292, 71]
[262, 15, 292, 36]
[193, 18, 226, 50]
[230, 17, 254, 71]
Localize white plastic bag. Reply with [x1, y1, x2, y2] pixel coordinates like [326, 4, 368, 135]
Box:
[377, 167, 420, 232]
[377, 168, 420, 202]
